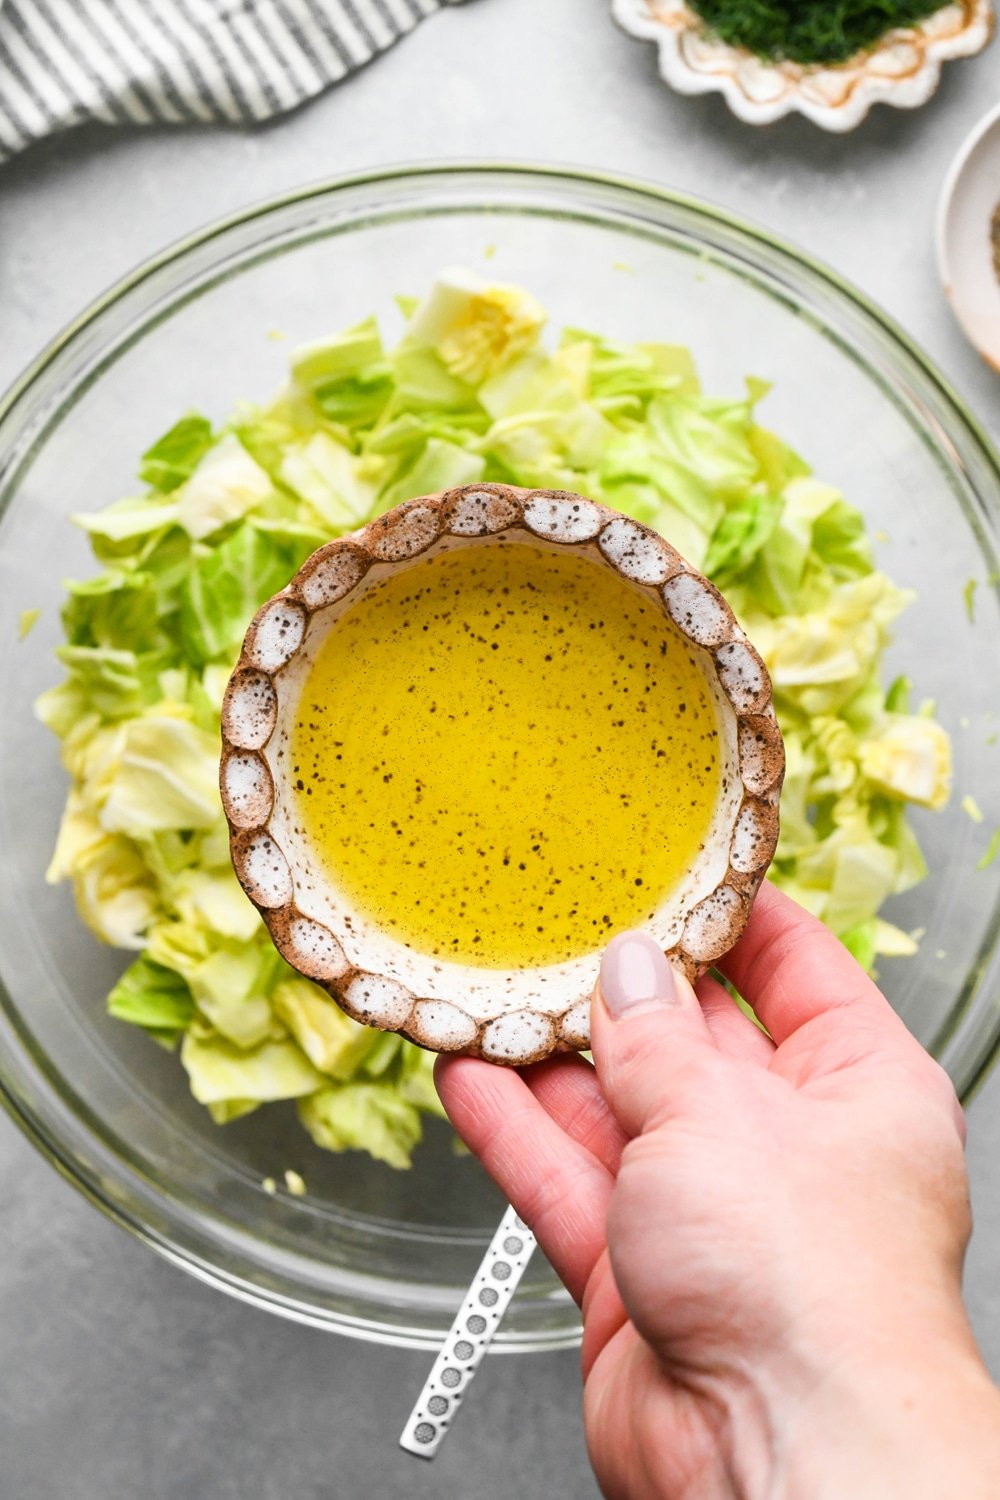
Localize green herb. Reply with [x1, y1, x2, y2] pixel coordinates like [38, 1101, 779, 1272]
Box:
[17, 608, 40, 640]
[962, 795, 985, 825]
[978, 829, 1000, 872]
[964, 577, 978, 623]
[689, 0, 944, 66]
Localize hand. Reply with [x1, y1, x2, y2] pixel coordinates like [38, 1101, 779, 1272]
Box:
[436, 883, 1000, 1500]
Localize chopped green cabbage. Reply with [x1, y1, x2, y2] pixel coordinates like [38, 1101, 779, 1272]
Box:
[39, 268, 953, 1168]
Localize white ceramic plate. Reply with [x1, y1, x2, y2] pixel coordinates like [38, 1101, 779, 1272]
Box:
[938, 100, 1000, 370]
[612, 0, 994, 132]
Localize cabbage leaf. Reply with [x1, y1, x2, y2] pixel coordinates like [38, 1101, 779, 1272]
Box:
[39, 268, 954, 1166]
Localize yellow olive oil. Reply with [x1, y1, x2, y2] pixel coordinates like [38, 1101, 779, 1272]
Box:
[291, 543, 721, 968]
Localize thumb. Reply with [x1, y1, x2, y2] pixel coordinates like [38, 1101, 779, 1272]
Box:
[591, 931, 721, 1139]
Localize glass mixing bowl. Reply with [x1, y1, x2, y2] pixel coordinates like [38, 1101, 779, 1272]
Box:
[1, 165, 998, 1352]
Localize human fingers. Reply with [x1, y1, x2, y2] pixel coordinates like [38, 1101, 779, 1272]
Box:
[696, 972, 775, 1066]
[435, 1054, 614, 1303]
[521, 980, 772, 1166]
[590, 930, 725, 1140]
[580, 1250, 630, 1381]
[719, 881, 904, 1047]
[727, 889, 965, 1134]
[521, 1054, 628, 1175]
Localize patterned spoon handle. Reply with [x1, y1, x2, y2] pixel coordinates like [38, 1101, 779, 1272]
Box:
[399, 1204, 537, 1458]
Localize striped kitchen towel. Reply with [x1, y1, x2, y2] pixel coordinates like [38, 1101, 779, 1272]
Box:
[0, 0, 468, 164]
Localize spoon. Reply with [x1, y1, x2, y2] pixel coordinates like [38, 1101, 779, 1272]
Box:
[399, 1204, 537, 1458]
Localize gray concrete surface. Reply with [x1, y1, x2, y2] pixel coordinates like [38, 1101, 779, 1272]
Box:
[1, 3, 999, 1495]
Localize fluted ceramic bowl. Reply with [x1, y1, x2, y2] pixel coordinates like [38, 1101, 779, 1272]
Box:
[612, 0, 993, 131]
[220, 484, 783, 1065]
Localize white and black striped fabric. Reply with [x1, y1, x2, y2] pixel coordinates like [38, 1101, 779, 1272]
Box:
[0, 0, 466, 164]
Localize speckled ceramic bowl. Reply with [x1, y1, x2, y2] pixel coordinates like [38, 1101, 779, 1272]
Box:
[612, 0, 993, 131]
[220, 484, 784, 1066]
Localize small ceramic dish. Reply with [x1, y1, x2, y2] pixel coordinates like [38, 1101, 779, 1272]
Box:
[611, 0, 993, 132]
[937, 100, 1000, 370]
[220, 483, 784, 1067]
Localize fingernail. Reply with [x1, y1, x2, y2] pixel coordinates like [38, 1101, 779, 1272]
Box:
[600, 931, 677, 1018]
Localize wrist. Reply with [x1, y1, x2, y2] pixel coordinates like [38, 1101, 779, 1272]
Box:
[715, 1294, 1000, 1500]
[774, 1345, 1000, 1500]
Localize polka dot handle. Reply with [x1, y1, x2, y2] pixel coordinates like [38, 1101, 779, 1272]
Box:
[399, 1205, 537, 1459]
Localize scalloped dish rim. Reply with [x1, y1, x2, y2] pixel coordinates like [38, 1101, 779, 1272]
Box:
[610, 0, 994, 132]
[219, 484, 785, 1067]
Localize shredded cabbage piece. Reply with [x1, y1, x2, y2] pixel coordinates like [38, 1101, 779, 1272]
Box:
[39, 269, 952, 1166]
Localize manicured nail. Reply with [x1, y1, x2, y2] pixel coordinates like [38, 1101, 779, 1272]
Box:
[600, 931, 677, 1018]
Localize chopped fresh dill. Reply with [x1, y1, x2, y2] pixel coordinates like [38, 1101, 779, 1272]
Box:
[689, 0, 944, 66]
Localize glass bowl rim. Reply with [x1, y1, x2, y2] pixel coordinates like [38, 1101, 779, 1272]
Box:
[2, 159, 999, 1349]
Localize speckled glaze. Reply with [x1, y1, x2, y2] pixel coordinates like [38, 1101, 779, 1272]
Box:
[220, 486, 785, 1065]
[611, 0, 993, 132]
